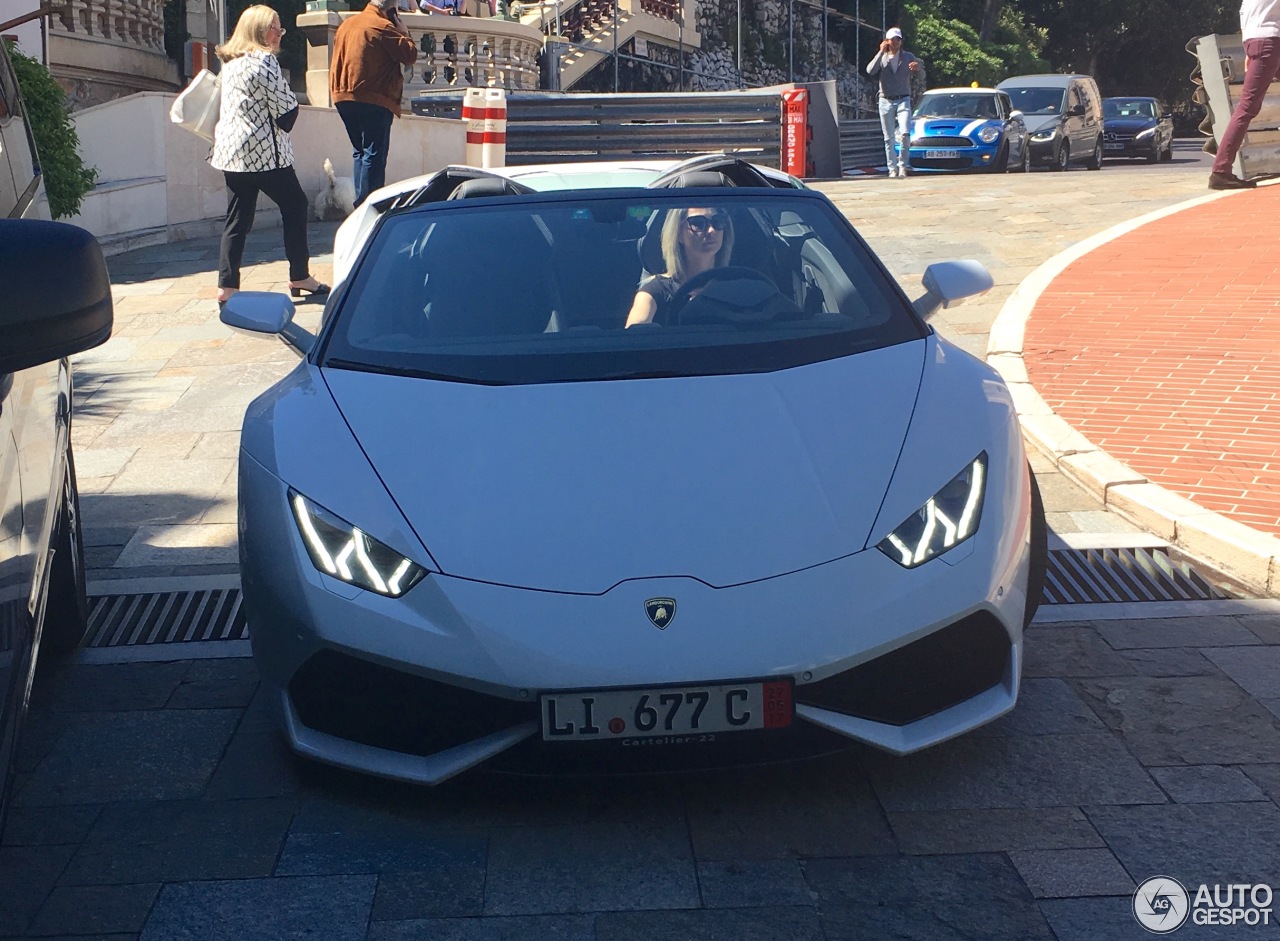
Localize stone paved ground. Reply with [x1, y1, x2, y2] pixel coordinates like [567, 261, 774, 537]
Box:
[3, 600, 1280, 940]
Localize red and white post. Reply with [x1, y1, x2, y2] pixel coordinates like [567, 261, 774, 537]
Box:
[463, 87, 507, 168]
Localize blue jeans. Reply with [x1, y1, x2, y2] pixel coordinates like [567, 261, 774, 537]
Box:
[878, 95, 912, 171]
[336, 100, 395, 208]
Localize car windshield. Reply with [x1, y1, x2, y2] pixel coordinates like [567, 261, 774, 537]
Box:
[1103, 99, 1154, 119]
[916, 93, 1000, 119]
[1002, 86, 1066, 115]
[320, 191, 924, 385]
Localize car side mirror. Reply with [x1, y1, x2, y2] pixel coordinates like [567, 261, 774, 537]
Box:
[1161, 112, 1172, 120]
[1067, 104, 1086, 117]
[1009, 109, 1024, 120]
[913, 260, 994, 320]
[0, 219, 113, 373]
[219, 291, 315, 354]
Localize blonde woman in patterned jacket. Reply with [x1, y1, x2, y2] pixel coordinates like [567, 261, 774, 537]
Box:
[211, 5, 328, 305]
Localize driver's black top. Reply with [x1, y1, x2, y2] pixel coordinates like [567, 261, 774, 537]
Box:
[636, 275, 682, 325]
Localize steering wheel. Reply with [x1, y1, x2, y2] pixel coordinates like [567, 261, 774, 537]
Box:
[667, 266, 800, 326]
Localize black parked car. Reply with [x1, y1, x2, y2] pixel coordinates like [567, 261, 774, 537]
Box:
[1102, 97, 1174, 163]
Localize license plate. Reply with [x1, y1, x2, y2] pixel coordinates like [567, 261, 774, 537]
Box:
[541, 680, 793, 741]
[1104, 143, 1125, 150]
[928, 149, 959, 159]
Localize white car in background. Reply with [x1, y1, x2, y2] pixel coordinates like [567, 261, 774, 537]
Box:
[221, 156, 1046, 785]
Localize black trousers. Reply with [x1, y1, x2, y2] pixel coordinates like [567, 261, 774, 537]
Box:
[219, 167, 310, 289]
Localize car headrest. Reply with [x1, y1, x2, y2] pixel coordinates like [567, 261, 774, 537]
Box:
[446, 177, 525, 200]
[666, 170, 730, 188]
[638, 210, 668, 275]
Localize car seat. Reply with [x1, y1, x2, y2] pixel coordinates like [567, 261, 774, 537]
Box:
[420, 212, 559, 338]
[553, 212, 644, 330]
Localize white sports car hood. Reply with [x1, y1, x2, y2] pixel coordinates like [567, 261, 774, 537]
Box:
[323, 343, 925, 593]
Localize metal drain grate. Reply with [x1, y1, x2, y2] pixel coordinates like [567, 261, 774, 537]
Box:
[1043, 546, 1231, 605]
[85, 588, 248, 647]
[75, 547, 1229, 648]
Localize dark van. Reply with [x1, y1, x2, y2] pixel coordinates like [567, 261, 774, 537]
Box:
[996, 73, 1105, 171]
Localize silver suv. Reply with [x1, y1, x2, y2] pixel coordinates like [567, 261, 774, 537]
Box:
[0, 38, 113, 830]
[996, 73, 1105, 171]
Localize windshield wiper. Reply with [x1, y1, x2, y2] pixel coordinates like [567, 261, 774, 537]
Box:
[323, 359, 504, 385]
[595, 369, 698, 381]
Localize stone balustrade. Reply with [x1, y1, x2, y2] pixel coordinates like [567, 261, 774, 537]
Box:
[47, 0, 178, 106]
[52, 0, 165, 50]
[297, 11, 545, 108]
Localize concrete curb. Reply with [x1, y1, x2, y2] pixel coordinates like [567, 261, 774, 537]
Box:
[986, 189, 1280, 598]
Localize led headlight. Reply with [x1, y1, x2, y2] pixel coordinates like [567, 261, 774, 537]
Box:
[1135, 128, 1155, 140]
[877, 453, 987, 568]
[290, 491, 426, 597]
[978, 126, 1001, 144]
[1030, 128, 1057, 142]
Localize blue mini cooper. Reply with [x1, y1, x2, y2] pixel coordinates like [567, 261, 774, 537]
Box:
[907, 87, 1031, 173]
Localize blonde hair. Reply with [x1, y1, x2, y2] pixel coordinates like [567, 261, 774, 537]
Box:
[660, 207, 734, 283]
[216, 5, 279, 61]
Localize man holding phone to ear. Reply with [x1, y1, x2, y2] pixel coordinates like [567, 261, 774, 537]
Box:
[866, 26, 924, 178]
[330, 0, 418, 207]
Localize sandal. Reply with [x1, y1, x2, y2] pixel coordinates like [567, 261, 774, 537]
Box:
[290, 281, 331, 299]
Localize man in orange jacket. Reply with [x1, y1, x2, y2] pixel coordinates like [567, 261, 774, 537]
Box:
[330, 0, 419, 207]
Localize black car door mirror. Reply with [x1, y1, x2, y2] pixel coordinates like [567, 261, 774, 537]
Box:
[0, 219, 114, 373]
[1067, 104, 1086, 117]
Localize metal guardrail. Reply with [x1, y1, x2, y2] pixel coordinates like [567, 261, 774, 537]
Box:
[1188, 32, 1280, 179]
[411, 89, 783, 166]
[839, 118, 884, 171]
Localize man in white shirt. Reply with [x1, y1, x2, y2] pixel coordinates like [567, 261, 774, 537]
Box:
[1209, 0, 1280, 188]
[866, 27, 925, 178]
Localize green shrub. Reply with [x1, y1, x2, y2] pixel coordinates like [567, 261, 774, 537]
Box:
[5, 41, 97, 219]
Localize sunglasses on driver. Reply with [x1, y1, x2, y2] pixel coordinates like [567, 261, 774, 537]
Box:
[685, 213, 730, 234]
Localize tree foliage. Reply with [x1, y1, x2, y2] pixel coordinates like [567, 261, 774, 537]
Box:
[902, 0, 1048, 87]
[867, 0, 1239, 114]
[5, 40, 97, 219]
[1017, 0, 1236, 111]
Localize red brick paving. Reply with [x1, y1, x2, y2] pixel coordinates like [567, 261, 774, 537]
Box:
[1023, 184, 1280, 537]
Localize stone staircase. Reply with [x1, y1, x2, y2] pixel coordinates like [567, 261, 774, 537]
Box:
[518, 0, 699, 89]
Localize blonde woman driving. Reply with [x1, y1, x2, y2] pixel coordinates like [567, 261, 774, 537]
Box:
[626, 207, 735, 327]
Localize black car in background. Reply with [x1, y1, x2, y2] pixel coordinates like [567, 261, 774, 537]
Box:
[1102, 97, 1174, 163]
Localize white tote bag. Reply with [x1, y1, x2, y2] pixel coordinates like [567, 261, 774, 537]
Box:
[170, 69, 221, 142]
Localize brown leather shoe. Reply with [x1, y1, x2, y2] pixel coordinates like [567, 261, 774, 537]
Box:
[1208, 170, 1257, 190]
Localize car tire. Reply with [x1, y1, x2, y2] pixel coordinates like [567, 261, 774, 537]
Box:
[1018, 142, 1032, 172]
[994, 143, 1010, 172]
[1051, 143, 1069, 171]
[1086, 137, 1103, 170]
[42, 446, 90, 655]
[1024, 467, 1048, 629]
